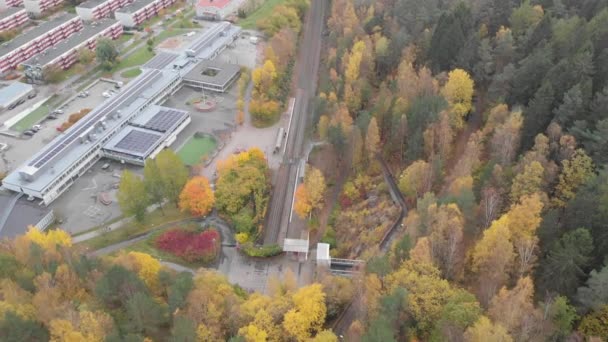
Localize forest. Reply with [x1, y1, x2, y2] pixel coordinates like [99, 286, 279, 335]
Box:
[311, 0, 608, 340]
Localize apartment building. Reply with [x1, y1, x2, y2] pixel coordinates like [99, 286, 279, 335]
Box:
[114, 0, 176, 27]
[23, 0, 64, 16]
[0, 14, 82, 73]
[76, 0, 133, 21]
[0, 7, 27, 31]
[21, 19, 122, 76]
[0, 0, 23, 9]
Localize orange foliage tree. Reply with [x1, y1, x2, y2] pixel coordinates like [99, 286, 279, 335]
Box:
[294, 184, 312, 219]
[179, 176, 215, 217]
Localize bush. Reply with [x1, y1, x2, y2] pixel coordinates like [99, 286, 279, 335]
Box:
[156, 228, 220, 263]
[240, 243, 282, 257]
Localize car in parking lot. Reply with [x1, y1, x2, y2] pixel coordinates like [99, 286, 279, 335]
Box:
[8, 98, 25, 110]
[22, 130, 35, 136]
[53, 109, 64, 114]
[31, 125, 42, 132]
[28, 92, 37, 99]
[77, 91, 89, 98]
[47, 114, 58, 120]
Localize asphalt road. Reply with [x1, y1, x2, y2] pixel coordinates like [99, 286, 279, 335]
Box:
[263, 0, 327, 245]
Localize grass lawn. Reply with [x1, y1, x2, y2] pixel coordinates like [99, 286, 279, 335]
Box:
[79, 206, 192, 250]
[177, 135, 217, 165]
[238, 0, 286, 29]
[121, 223, 216, 268]
[154, 28, 188, 44]
[121, 68, 142, 78]
[10, 96, 58, 132]
[113, 46, 155, 72]
[117, 33, 134, 45]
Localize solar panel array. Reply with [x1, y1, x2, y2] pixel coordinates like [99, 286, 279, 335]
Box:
[143, 52, 179, 70]
[114, 130, 161, 154]
[141, 108, 187, 132]
[27, 70, 163, 169]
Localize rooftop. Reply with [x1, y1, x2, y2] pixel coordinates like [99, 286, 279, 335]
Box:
[0, 13, 79, 59]
[116, 0, 155, 14]
[22, 19, 119, 67]
[183, 59, 240, 86]
[103, 126, 164, 157]
[0, 194, 52, 238]
[0, 6, 25, 21]
[76, 0, 116, 9]
[142, 52, 179, 70]
[0, 82, 33, 108]
[188, 21, 241, 59]
[129, 105, 189, 132]
[2, 69, 182, 193]
[197, 0, 231, 8]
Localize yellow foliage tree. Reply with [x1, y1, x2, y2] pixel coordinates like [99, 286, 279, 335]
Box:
[365, 117, 380, 159]
[294, 184, 312, 219]
[238, 324, 268, 342]
[283, 284, 327, 341]
[507, 194, 544, 276]
[305, 166, 326, 212]
[115, 252, 161, 292]
[470, 215, 515, 306]
[398, 160, 433, 200]
[312, 330, 339, 341]
[49, 319, 85, 342]
[252, 60, 277, 97]
[464, 316, 513, 342]
[510, 161, 544, 203]
[442, 69, 474, 129]
[25, 227, 72, 250]
[553, 149, 594, 207]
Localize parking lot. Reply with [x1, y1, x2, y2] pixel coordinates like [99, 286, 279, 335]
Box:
[0, 80, 115, 174]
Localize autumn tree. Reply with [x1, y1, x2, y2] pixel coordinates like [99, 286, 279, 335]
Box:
[427, 203, 465, 280]
[283, 284, 327, 341]
[304, 166, 326, 212]
[398, 160, 433, 201]
[491, 110, 523, 165]
[179, 176, 215, 217]
[488, 277, 546, 341]
[553, 149, 594, 207]
[294, 184, 312, 219]
[442, 69, 475, 129]
[252, 60, 278, 98]
[156, 149, 189, 208]
[143, 158, 165, 213]
[510, 161, 544, 202]
[578, 305, 608, 340]
[117, 171, 149, 222]
[470, 216, 515, 306]
[464, 316, 513, 342]
[508, 193, 544, 276]
[366, 117, 380, 160]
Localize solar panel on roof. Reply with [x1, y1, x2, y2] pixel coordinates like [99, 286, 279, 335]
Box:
[143, 109, 186, 132]
[114, 130, 161, 154]
[27, 70, 163, 169]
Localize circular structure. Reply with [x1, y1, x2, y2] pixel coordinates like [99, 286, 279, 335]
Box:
[193, 98, 217, 112]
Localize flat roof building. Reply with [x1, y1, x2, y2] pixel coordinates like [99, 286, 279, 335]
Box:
[114, 0, 176, 27]
[102, 106, 190, 164]
[24, 0, 64, 16]
[21, 19, 122, 78]
[0, 7, 27, 31]
[0, 14, 82, 73]
[0, 81, 33, 110]
[0, 193, 55, 238]
[196, 0, 231, 20]
[182, 59, 240, 93]
[76, 0, 134, 21]
[2, 22, 241, 205]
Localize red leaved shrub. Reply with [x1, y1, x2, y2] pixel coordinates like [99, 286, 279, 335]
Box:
[156, 228, 220, 263]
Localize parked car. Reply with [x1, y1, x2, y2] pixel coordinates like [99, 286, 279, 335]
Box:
[77, 91, 89, 98]
[47, 114, 57, 120]
[102, 91, 111, 98]
[31, 125, 41, 132]
[23, 130, 35, 136]
[28, 92, 37, 99]
[53, 109, 64, 114]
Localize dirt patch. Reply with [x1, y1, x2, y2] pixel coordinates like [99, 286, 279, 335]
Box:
[158, 37, 182, 49]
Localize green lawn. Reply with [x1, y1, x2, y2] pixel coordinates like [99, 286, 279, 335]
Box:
[238, 0, 286, 29]
[154, 28, 189, 44]
[10, 96, 58, 132]
[113, 46, 155, 72]
[79, 206, 191, 250]
[121, 68, 142, 78]
[177, 135, 217, 165]
[116, 33, 134, 45]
